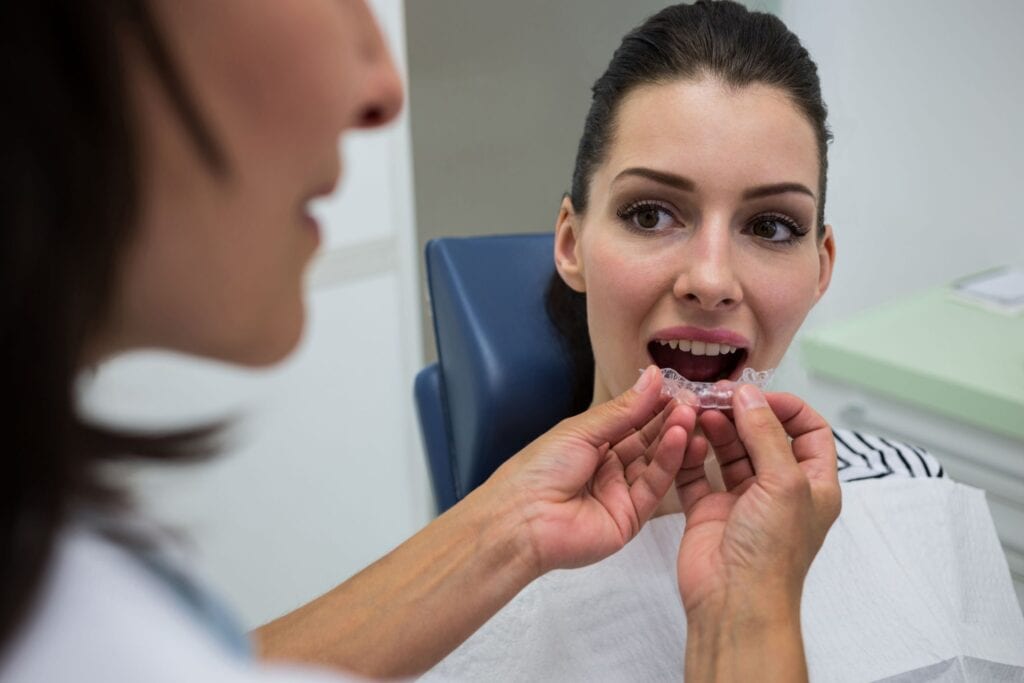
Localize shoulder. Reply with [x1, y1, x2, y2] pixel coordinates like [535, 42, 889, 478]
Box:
[0, 527, 348, 683]
[832, 428, 946, 483]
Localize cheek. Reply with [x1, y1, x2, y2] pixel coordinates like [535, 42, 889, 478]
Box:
[582, 236, 664, 361]
[200, 9, 356, 177]
[747, 254, 821, 349]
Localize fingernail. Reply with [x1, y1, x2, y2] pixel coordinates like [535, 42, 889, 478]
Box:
[677, 389, 700, 410]
[737, 384, 767, 409]
[633, 366, 653, 392]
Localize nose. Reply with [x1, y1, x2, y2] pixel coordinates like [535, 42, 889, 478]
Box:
[353, 5, 404, 130]
[671, 221, 743, 311]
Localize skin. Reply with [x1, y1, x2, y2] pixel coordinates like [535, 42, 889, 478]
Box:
[106, 0, 404, 365]
[555, 78, 835, 408]
[555, 77, 836, 515]
[89, 1, 705, 677]
[680, 387, 840, 681]
[555, 78, 842, 680]
[85, 0, 842, 678]
[100, 0, 844, 676]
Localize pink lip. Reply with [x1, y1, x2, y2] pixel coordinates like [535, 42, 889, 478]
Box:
[650, 326, 750, 349]
[311, 182, 337, 197]
[299, 181, 338, 236]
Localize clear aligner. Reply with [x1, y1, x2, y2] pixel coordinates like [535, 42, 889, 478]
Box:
[652, 367, 776, 410]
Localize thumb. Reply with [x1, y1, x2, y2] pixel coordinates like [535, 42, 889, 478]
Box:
[567, 365, 667, 448]
[732, 384, 796, 475]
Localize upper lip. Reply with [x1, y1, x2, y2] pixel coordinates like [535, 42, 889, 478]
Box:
[650, 326, 750, 349]
[306, 181, 338, 203]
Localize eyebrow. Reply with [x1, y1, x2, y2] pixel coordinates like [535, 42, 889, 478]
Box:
[612, 166, 816, 202]
[613, 167, 695, 192]
[742, 182, 816, 201]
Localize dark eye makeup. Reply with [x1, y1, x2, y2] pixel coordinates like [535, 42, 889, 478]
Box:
[614, 198, 810, 247]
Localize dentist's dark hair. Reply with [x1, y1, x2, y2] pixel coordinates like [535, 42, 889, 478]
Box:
[1, 0, 225, 653]
[546, 0, 832, 412]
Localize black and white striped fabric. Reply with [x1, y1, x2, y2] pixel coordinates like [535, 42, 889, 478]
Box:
[833, 428, 945, 482]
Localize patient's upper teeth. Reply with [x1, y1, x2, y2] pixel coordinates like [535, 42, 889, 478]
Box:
[691, 340, 706, 355]
[706, 343, 720, 356]
[658, 339, 670, 347]
[678, 339, 692, 352]
[721, 344, 733, 354]
[669, 339, 679, 350]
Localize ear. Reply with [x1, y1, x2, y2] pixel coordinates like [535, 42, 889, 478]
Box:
[814, 224, 836, 302]
[554, 195, 586, 293]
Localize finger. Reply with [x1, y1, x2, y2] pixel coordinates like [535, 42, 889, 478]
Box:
[568, 365, 669, 448]
[675, 432, 709, 484]
[628, 424, 689, 521]
[675, 434, 712, 514]
[765, 393, 839, 485]
[621, 402, 696, 483]
[731, 384, 798, 475]
[698, 410, 747, 463]
[723, 474, 758, 498]
[719, 454, 755, 490]
[612, 400, 675, 466]
[765, 393, 832, 444]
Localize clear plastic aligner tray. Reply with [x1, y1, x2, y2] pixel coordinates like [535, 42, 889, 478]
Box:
[653, 367, 775, 410]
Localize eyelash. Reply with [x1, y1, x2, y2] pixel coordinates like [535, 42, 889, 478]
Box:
[615, 200, 678, 234]
[746, 212, 809, 246]
[615, 201, 809, 246]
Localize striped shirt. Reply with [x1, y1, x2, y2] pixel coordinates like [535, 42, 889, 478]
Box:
[833, 428, 945, 482]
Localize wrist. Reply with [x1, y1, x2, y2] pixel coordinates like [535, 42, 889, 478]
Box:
[459, 474, 545, 587]
[685, 593, 806, 682]
[688, 594, 801, 640]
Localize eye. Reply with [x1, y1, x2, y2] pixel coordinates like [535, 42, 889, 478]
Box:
[617, 201, 677, 232]
[747, 213, 806, 244]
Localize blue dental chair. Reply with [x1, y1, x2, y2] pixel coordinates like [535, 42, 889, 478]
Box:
[414, 234, 576, 513]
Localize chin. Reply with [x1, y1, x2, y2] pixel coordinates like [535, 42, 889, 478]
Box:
[219, 308, 307, 368]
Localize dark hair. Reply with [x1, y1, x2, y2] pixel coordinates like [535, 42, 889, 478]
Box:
[1, 1, 225, 652]
[547, 0, 832, 412]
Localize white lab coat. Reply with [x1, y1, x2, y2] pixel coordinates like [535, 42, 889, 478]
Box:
[0, 523, 361, 683]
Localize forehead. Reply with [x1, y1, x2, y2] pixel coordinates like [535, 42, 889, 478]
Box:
[600, 78, 820, 195]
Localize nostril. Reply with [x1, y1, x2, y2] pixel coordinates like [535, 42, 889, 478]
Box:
[360, 106, 385, 127]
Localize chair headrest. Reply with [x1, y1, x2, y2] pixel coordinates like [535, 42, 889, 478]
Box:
[426, 234, 575, 499]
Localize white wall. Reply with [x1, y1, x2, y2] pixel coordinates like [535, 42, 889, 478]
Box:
[775, 0, 1024, 408]
[79, 0, 430, 628]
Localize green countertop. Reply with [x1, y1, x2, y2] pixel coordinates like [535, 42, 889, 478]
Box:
[802, 287, 1024, 442]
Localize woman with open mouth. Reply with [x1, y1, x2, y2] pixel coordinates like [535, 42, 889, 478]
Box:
[420, 2, 1022, 681]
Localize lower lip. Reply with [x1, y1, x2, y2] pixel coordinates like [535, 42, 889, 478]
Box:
[302, 211, 322, 240]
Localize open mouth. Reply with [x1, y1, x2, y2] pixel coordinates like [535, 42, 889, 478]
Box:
[647, 339, 747, 383]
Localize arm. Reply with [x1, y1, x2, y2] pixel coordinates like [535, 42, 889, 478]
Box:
[252, 478, 538, 677]
[255, 366, 701, 678]
[676, 385, 842, 682]
[685, 596, 806, 682]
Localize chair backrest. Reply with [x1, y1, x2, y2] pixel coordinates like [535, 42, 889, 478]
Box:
[414, 234, 576, 512]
